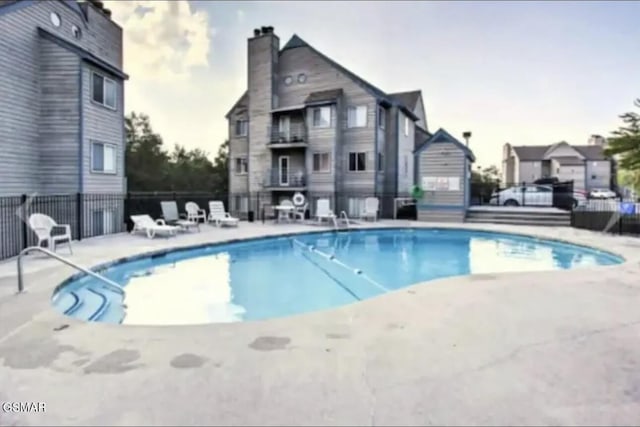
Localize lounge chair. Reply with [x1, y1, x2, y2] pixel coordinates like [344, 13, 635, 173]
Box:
[208, 201, 239, 227]
[130, 215, 180, 239]
[360, 197, 379, 221]
[28, 213, 73, 254]
[315, 199, 336, 224]
[185, 201, 207, 223]
[160, 201, 200, 232]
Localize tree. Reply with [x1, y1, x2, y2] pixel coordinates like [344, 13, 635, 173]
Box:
[124, 112, 229, 193]
[605, 98, 640, 171]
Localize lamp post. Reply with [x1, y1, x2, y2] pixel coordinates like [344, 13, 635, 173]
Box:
[463, 131, 472, 147]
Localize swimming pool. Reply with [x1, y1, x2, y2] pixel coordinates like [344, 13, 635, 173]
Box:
[51, 228, 623, 325]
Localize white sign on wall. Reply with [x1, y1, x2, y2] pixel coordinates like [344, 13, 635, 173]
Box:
[421, 176, 460, 191]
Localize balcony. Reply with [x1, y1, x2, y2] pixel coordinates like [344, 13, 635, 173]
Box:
[267, 123, 307, 149]
[263, 169, 307, 190]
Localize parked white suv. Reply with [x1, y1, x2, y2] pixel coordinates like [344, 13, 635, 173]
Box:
[490, 184, 586, 208]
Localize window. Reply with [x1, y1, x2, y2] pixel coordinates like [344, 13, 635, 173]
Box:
[347, 198, 366, 217]
[234, 195, 248, 212]
[348, 152, 367, 172]
[50, 12, 61, 27]
[403, 155, 409, 178]
[92, 210, 114, 235]
[283, 76, 293, 86]
[92, 72, 117, 110]
[234, 157, 248, 174]
[297, 73, 307, 83]
[312, 106, 331, 128]
[377, 152, 384, 171]
[556, 168, 560, 174]
[404, 117, 410, 136]
[591, 175, 597, 180]
[235, 120, 248, 136]
[91, 142, 117, 174]
[347, 106, 367, 128]
[312, 152, 330, 172]
[72, 25, 82, 39]
[378, 106, 386, 129]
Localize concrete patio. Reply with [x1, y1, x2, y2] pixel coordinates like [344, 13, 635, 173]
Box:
[1, 221, 640, 426]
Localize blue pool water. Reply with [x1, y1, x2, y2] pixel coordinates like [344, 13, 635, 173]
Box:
[51, 228, 623, 325]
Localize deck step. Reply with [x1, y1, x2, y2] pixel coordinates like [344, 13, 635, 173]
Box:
[465, 209, 571, 226]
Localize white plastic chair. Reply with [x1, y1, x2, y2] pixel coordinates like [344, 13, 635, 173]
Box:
[160, 201, 200, 232]
[28, 213, 73, 254]
[208, 201, 239, 227]
[315, 199, 336, 224]
[185, 202, 207, 223]
[130, 215, 180, 239]
[293, 202, 308, 222]
[360, 197, 379, 221]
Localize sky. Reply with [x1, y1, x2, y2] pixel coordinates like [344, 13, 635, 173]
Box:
[104, 0, 640, 168]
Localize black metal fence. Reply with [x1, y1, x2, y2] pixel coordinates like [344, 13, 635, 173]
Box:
[571, 199, 640, 236]
[470, 180, 576, 210]
[0, 191, 411, 261]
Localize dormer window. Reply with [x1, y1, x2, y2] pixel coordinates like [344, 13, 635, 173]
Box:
[235, 120, 248, 136]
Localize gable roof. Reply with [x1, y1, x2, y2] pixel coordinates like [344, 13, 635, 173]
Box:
[225, 91, 248, 119]
[389, 91, 421, 110]
[227, 34, 421, 121]
[511, 143, 607, 161]
[413, 128, 476, 162]
[414, 125, 432, 149]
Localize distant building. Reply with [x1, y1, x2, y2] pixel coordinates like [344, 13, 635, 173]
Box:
[501, 141, 613, 191]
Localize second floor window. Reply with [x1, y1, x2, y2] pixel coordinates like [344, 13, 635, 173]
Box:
[347, 105, 367, 128]
[235, 120, 248, 136]
[403, 155, 409, 178]
[92, 72, 117, 110]
[312, 152, 330, 172]
[312, 106, 331, 128]
[235, 157, 248, 174]
[378, 106, 386, 129]
[348, 152, 367, 172]
[91, 142, 117, 174]
[404, 117, 410, 136]
[377, 152, 384, 171]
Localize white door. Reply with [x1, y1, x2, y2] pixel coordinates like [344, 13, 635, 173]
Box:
[278, 116, 290, 140]
[279, 156, 290, 186]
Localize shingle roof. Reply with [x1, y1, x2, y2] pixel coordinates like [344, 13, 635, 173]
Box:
[414, 128, 476, 162]
[389, 91, 421, 110]
[225, 91, 248, 119]
[511, 145, 549, 161]
[574, 145, 608, 160]
[553, 156, 585, 166]
[304, 89, 343, 105]
[227, 34, 422, 121]
[511, 143, 607, 161]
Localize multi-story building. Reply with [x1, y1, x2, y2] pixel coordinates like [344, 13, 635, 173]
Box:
[225, 27, 430, 218]
[0, 0, 127, 233]
[501, 140, 613, 191]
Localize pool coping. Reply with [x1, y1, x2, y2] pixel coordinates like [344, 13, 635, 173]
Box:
[48, 222, 636, 326]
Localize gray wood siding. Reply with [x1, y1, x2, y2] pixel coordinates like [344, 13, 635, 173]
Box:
[0, 0, 124, 196]
[396, 110, 415, 195]
[586, 160, 611, 190]
[306, 105, 337, 192]
[276, 46, 376, 193]
[417, 142, 465, 206]
[228, 105, 249, 194]
[82, 64, 126, 193]
[38, 38, 81, 194]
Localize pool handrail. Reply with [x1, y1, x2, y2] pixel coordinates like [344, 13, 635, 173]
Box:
[17, 246, 125, 295]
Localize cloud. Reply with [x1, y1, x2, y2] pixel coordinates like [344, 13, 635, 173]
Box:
[105, 0, 213, 82]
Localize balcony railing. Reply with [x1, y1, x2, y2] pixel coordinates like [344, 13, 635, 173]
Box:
[268, 123, 307, 145]
[264, 169, 307, 188]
